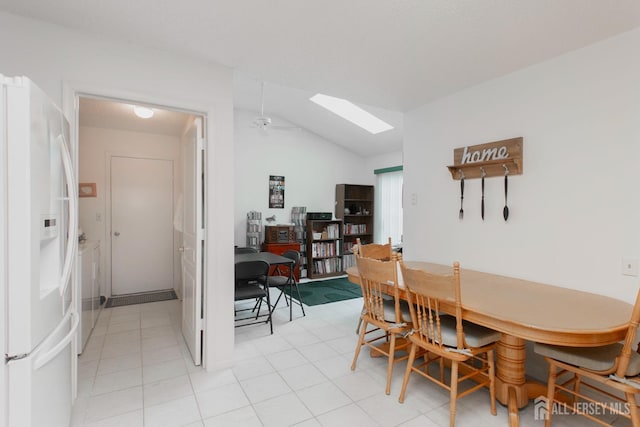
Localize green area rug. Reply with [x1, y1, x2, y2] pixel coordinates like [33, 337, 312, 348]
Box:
[284, 277, 362, 306]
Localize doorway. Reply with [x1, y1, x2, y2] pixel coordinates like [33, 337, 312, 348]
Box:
[77, 95, 206, 365]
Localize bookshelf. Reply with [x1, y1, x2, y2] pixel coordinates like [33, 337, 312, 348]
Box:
[246, 211, 262, 250]
[335, 184, 374, 270]
[291, 207, 308, 279]
[306, 219, 343, 279]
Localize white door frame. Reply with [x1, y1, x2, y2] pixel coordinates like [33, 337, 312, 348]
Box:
[63, 82, 210, 368]
[105, 153, 176, 297]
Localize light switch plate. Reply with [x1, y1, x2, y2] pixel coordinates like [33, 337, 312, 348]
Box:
[622, 257, 639, 277]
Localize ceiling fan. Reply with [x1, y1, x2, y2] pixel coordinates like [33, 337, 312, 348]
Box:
[251, 81, 299, 132]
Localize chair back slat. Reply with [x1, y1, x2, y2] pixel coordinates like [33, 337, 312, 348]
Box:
[356, 237, 393, 261]
[355, 255, 403, 323]
[400, 261, 465, 350]
[616, 288, 640, 378]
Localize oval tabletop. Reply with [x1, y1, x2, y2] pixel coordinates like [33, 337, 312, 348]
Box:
[347, 262, 632, 346]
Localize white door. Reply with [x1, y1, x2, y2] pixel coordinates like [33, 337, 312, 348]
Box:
[181, 117, 204, 365]
[111, 156, 174, 295]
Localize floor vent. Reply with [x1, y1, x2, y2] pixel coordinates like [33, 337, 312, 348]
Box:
[105, 290, 177, 308]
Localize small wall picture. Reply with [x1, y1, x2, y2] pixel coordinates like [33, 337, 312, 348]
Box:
[79, 182, 97, 198]
[269, 175, 285, 208]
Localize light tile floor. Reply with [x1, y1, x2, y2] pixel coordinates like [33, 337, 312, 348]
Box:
[72, 290, 631, 426]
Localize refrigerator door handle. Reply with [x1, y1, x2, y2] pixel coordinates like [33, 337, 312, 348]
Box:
[58, 133, 78, 296]
[33, 310, 79, 370]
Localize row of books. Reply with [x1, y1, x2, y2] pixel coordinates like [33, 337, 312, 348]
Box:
[323, 223, 340, 239]
[344, 241, 356, 253]
[342, 254, 356, 270]
[311, 241, 340, 258]
[343, 223, 367, 235]
[247, 211, 261, 220]
[246, 222, 261, 232]
[246, 235, 260, 247]
[312, 258, 342, 275]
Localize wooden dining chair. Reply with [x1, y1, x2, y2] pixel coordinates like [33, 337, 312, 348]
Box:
[356, 237, 393, 261]
[354, 237, 396, 333]
[398, 261, 499, 427]
[534, 288, 640, 427]
[351, 254, 412, 395]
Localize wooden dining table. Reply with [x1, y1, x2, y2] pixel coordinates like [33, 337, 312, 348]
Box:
[346, 261, 633, 427]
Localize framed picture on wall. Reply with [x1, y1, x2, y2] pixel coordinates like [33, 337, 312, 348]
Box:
[79, 182, 97, 197]
[269, 175, 285, 208]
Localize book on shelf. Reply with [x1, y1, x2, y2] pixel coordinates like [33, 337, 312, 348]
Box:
[312, 257, 342, 275]
[247, 211, 262, 220]
[342, 253, 355, 270]
[311, 241, 340, 258]
[344, 241, 356, 253]
[343, 223, 367, 235]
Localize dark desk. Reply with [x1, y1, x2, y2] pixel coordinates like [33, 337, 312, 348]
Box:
[234, 251, 294, 268]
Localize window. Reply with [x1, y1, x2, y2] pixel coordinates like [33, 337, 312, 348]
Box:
[374, 166, 403, 245]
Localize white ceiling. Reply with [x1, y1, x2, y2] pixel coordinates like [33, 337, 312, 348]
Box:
[79, 97, 193, 137]
[3, 0, 639, 156]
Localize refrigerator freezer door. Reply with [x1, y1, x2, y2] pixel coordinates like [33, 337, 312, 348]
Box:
[5, 77, 77, 356]
[7, 311, 78, 427]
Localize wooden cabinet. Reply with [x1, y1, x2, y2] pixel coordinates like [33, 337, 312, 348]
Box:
[306, 219, 343, 279]
[262, 241, 301, 281]
[335, 184, 374, 270]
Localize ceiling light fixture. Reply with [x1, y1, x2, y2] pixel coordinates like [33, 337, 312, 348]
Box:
[309, 93, 393, 134]
[133, 105, 154, 119]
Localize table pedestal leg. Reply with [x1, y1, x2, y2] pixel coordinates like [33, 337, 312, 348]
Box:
[495, 334, 529, 427]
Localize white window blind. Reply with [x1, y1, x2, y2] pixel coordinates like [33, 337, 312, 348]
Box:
[374, 167, 403, 245]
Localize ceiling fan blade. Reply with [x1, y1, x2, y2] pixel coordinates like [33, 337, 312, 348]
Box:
[260, 81, 266, 117]
[271, 125, 300, 131]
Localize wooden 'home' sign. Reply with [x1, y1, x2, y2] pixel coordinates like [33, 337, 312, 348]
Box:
[447, 137, 523, 180]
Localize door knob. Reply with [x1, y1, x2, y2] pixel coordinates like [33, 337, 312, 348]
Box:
[178, 246, 185, 252]
[113, 231, 120, 236]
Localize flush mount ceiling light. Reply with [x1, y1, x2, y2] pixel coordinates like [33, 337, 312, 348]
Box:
[133, 105, 154, 119]
[309, 93, 393, 134]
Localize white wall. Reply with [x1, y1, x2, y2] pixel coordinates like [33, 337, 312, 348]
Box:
[234, 109, 372, 246]
[0, 11, 235, 370]
[78, 126, 183, 297]
[403, 28, 640, 303]
[365, 151, 403, 174]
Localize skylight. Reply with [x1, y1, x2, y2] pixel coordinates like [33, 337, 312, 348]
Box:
[309, 94, 393, 134]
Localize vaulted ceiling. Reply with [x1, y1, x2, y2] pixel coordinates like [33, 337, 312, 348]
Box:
[3, 0, 639, 156]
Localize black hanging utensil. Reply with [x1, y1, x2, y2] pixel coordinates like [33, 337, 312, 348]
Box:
[503, 166, 509, 221]
[459, 172, 465, 220]
[481, 168, 485, 221]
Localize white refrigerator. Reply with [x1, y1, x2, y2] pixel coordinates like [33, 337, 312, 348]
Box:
[1, 76, 79, 426]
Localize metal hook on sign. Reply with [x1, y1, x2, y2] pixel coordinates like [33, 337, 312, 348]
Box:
[480, 167, 486, 178]
[502, 164, 509, 176]
[459, 170, 465, 180]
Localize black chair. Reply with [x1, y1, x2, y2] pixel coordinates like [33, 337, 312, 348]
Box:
[234, 260, 273, 334]
[267, 250, 306, 321]
[235, 246, 259, 254]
